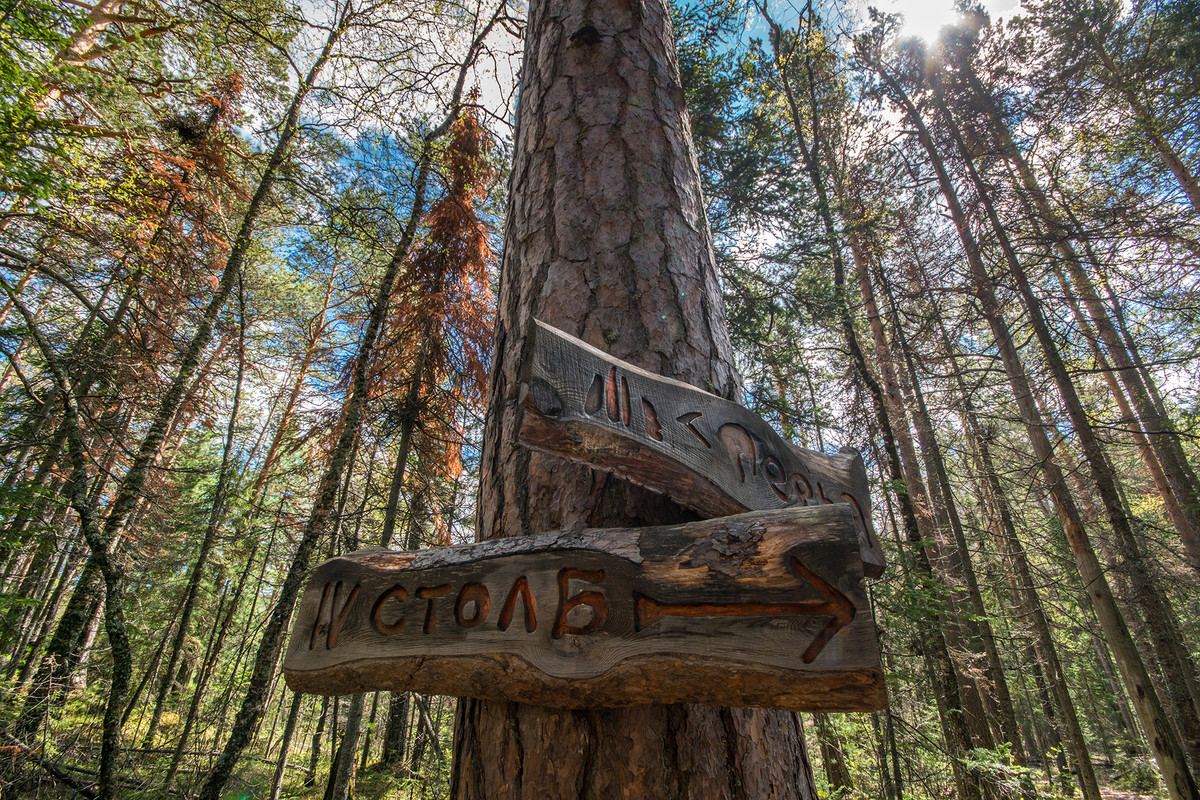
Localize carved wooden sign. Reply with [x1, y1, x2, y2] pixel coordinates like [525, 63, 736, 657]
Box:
[283, 505, 886, 712]
[520, 320, 886, 577]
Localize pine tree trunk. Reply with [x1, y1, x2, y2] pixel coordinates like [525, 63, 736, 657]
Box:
[269, 692, 305, 800]
[324, 692, 366, 800]
[382, 693, 409, 767]
[161, 543, 255, 794]
[814, 714, 854, 793]
[306, 697, 331, 788]
[935, 84, 1200, 778]
[144, 310, 246, 746]
[869, 56, 1200, 798]
[195, 17, 498, 795]
[450, 0, 816, 795]
[967, 69, 1200, 572]
[360, 692, 379, 772]
[928, 293, 1103, 799]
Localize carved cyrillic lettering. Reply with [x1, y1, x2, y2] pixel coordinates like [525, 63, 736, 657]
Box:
[719, 423, 756, 483]
[553, 567, 607, 638]
[309, 582, 333, 650]
[371, 585, 408, 636]
[642, 398, 662, 441]
[794, 472, 813, 504]
[605, 366, 620, 421]
[498, 575, 537, 632]
[416, 585, 452, 634]
[455, 583, 491, 627]
[677, 411, 710, 448]
[764, 455, 789, 501]
[312, 582, 357, 652]
[585, 374, 604, 414]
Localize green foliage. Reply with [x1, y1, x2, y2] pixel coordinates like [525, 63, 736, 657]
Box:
[0, 0, 76, 197]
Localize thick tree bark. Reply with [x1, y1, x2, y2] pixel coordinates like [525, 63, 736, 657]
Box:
[451, 0, 817, 795]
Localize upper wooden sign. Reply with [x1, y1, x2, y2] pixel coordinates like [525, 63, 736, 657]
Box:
[283, 505, 885, 712]
[520, 320, 886, 578]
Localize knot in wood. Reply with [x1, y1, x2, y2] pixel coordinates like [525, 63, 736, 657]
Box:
[680, 520, 767, 577]
[569, 24, 601, 46]
[529, 378, 564, 417]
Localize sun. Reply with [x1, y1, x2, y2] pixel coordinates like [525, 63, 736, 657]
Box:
[880, 0, 1024, 42]
[888, 0, 960, 41]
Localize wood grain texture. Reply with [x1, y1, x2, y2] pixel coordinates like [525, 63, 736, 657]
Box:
[521, 320, 886, 577]
[284, 505, 884, 712]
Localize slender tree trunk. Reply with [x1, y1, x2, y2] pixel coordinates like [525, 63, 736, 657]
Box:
[12, 8, 353, 743]
[929, 297, 1103, 800]
[382, 693, 409, 766]
[145, 294, 247, 746]
[868, 54, 1199, 798]
[269, 692, 306, 800]
[0, 282, 132, 800]
[935, 83, 1200, 777]
[360, 692, 380, 772]
[966, 68, 1200, 571]
[814, 714, 854, 793]
[306, 697, 331, 789]
[195, 16, 499, 796]
[324, 693, 366, 800]
[160, 548, 251, 795]
[1077, 27, 1200, 212]
[878, 265, 1024, 763]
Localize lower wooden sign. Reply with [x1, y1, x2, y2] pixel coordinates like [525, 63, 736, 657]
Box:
[283, 505, 886, 712]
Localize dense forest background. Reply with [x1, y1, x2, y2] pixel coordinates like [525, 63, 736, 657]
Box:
[0, 0, 1198, 796]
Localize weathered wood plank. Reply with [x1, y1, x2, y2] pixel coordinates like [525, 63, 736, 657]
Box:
[283, 505, 885, 712]
[520, 319, 886, 577]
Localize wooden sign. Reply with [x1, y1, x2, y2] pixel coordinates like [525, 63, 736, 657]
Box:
[520, 320, 886, 578]
[283, 505, 885, 712]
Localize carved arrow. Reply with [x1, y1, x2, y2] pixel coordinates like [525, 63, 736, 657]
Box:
[634, 556, 856, 664]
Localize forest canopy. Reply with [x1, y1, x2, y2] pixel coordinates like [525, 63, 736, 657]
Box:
[0, 0, 1198, 797]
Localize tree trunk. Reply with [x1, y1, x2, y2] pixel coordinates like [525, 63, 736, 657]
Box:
[382, 693, 409, 766]
[195, 15, 500, 796]
[306, 697, 331, 789]
[965, 67, 1200, 573]
[324, 692, 366, 800]
[144, 300, 246, 746]
[450, 0, 817, 795]
[161, 540, 257, 794]
[878, 265, 1024, 763]
[269, 692, 306, 800]
[814, 714, 854, 793]
[935, 82, 1200, 778]
[868, 54, 1199, 798]
[930, 298, 1102, 800]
